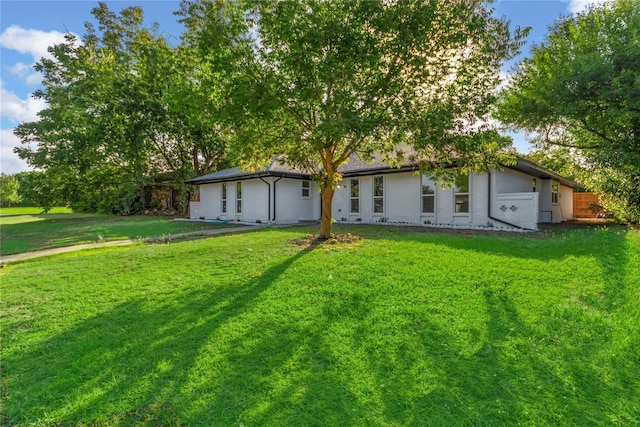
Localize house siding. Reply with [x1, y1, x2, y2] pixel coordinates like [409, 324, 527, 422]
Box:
[191, 177, 319, 223]
[190, 164, 574, 230]
[274, 178, 319, 223]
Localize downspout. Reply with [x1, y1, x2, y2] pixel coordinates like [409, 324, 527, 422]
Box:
[488, 172, 528, 230]
[258, 177, 271, 222]
[272, 176, 283, 221]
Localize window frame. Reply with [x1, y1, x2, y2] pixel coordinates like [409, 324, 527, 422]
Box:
[350, 178, 360, 214]
[236, 182, 242, 213]
[373, 175, 384, 214]
[421, 175, 435, 214]
[221, 182, 227, 214]
[454, 173, 470, 214]
[551, 181, 559, 204]
[301, 180, 310, 198]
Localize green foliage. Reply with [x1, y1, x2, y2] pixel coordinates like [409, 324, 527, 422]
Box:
[0, 173, 20, 207]
[13, 3, 229, 216]
[181, 0, 525, 237]
[497, 0, 640, 223]
[523, 148, 580, 180]
[2, 226, 639, 425]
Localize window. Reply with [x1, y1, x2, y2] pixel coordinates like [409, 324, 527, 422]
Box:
[454, 173, 469, 214]
[350, 179, 359, 213]
[236, 182, 242, 213]
[551, 181, 559, 204]
[302, 181, 310, 198]
[221, 183, 227, 213]
[373, 175, 384, 214]
[532, 178, 537, 193]
[421, 176, 435, 214]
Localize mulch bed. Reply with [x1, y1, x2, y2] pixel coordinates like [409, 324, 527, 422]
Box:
[290, 233, 364, 248]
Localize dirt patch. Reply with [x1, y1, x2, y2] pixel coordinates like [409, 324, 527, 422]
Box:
[290, 233, 364, 249]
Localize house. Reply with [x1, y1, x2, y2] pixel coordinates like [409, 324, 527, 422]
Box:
[186, 155, 580, 230]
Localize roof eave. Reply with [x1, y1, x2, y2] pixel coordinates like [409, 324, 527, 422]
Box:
[186, 171, 312, 185]
[508, 157, 583, 189]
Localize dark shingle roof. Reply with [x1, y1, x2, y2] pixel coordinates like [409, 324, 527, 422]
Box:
[187, 153, 581, 189]
[185, 158, 309, 184]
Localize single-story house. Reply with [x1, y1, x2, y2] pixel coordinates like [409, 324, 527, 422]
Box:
[186, 155, 580, 230]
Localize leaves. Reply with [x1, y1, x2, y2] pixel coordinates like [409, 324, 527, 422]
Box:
[183, 0, 523, 236]
[14, 3, 230, 214]
[497, 0, 640, 223]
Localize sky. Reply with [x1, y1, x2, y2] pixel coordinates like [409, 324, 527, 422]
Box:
[0, 0, 610, 174]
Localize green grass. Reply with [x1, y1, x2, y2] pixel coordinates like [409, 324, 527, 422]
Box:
[0, 208, 234, 256]
[0, 206, 73, 215]
[1, 225, 639, 426]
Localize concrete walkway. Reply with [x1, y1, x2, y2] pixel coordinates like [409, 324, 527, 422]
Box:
[0, 225, 262, 263]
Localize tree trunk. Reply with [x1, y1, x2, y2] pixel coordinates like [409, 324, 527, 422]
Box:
[319, 186, 335, 239]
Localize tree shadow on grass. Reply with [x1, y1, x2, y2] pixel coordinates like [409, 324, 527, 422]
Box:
[4, 227, 638, 426]
[357, 226, 639, 425]
[3, 247, 330, 425]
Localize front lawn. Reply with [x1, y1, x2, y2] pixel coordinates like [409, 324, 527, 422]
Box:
[0, 207, 234, 255]
[1, 225, 638, 426]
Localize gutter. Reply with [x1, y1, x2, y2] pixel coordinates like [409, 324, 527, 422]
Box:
[487, 172, 528, 230]
[258, 177, 271, 222]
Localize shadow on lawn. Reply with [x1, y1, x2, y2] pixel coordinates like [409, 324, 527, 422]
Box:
[5, 227, 638, 425]
[5, 245, 364, 425]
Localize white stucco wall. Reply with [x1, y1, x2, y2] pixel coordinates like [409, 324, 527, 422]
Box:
[191, 183, 221, 220]
[493, 193, 539, 230]
[240, 180, 270, 222]
[192, 168, 567, 229]
[192, 177, 322, 224]
[274, 178, 319, 223]
[495, 168, 535, 193]
[330, 170, 542, 229]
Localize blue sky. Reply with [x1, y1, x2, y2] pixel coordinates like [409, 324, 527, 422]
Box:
[0, 0, 608, 174]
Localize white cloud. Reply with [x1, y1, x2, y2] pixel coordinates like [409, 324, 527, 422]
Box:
[0, 83, 46, 124]
[8, 62, 42, 86]
[0, 25, 70, 62]
[0, 129, 30, 174]
[568, 0, 612, 14]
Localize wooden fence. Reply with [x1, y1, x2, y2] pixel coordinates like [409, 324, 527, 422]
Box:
[573, 192, 602, 218]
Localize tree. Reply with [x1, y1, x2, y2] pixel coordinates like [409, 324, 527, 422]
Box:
[14, 3, 167, 212]
[523, 148, 580, 180]
[497, 0, 640, 223]
[14, 2, 228, 215]
[0, 173, 20, 207]
[181, 0, 524, 238]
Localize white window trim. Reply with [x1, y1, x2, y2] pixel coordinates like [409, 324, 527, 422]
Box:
[551, 181, 559, 205]
[221, 182, 227, 214]
[350, 178, 360, 215]
[373, 175, 384, 215]
[301, 180, 310, 199]
[236, 182, 242, 214]
[453, 174, 470, 216]
[420, 175, 436, 216]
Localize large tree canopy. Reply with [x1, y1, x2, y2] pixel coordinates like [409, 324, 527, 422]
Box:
[181, 0, 524, 237]
[14, 2, 229, 213]
[497, 0, 640, 223]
